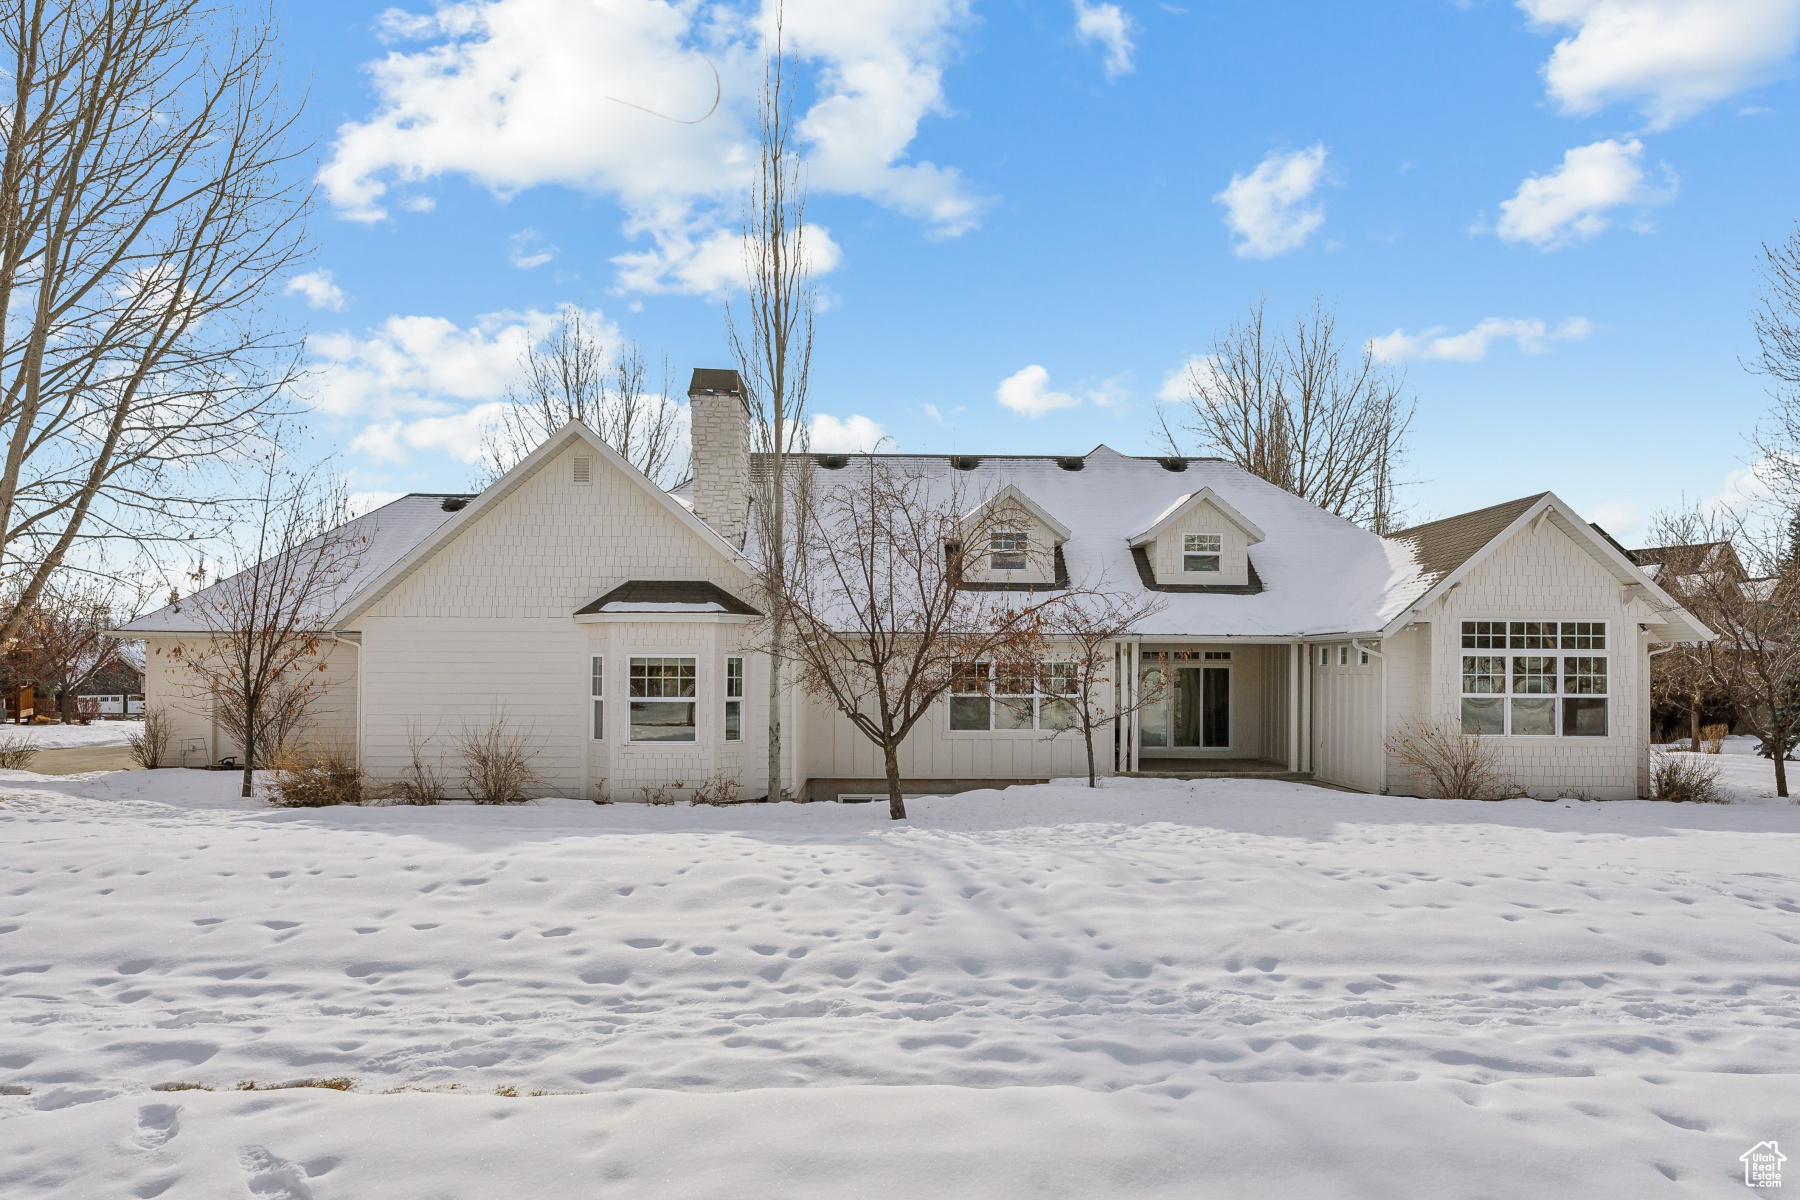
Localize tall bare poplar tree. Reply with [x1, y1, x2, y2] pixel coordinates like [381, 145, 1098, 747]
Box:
[0, 0, 309, 642]
[1160, 298, 1413, 532]
[727, 11, 813, 803]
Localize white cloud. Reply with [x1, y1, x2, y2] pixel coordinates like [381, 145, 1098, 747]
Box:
[1214, 145, 1330, 259]
[1074, 0, 1137, 78]
[351, 403, 514, 466]
[508, 228, 558, 269]
[923, 403, 945, 424]
[809, 413, 888, 452]
[1368, 316, 1594, 362]
[996, 365, 1081, 418]
[1519, 0, 1800, 129]
[1158, 355, 1231, 404]
[304, 306, 619, 428]
[1581, 499, 1643, 542]
[321, 0, 985, 293]
[1495, 138, 1674, 247]
[286, 270, 345, 311]
[611, 222, 843, 296]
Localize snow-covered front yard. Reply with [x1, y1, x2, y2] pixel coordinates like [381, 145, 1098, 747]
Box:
[0, 721, 137, 750]
[0, 770, 1795, 1198]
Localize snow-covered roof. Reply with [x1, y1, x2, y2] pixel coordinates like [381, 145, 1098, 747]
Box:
[115, 495, 465, 636]
[752, 446, 1430, 639]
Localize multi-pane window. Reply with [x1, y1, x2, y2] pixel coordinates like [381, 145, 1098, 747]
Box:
[1319, 646, 1330, 667]
[1458, 621, 1608, 736]
[989, 531, 1027, 571]
[629, 656, 697, 742]
[591, 656, 604, 741]
[724, 656, 743, 742]
[950, 661, 1079, 731]
[1183, 533, 1221, 573]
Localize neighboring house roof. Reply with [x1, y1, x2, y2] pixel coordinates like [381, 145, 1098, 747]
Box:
[115, 493, 466, 635]
[576, 579, 761, 616]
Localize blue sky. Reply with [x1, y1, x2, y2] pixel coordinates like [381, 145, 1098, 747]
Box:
[278, 0, 1800, 542]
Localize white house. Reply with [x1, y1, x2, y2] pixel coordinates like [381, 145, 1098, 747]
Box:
[119, 369, 1710, 801]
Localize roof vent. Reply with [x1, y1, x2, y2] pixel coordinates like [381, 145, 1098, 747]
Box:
[1056, 457, 1085, 471]
[815, 453, 849, 470]
[440, 496, 470, 512]
[951, 455, 980, 471]
[1158, 457, 1188, 472]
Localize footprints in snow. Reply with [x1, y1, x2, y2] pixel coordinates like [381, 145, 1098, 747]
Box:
[237, 1145, 313, 1200]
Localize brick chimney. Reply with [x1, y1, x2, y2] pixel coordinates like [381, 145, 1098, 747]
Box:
[687, 368, 750, 548]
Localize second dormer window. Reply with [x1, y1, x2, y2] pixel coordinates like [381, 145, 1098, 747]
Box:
[990, 530, 1027, 571]
[1183, 533, 1221, 573]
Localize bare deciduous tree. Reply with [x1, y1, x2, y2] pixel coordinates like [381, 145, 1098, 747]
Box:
[729, 11, 815, 805]
[13, 576, 131, 722]
[1160, 298, 1413, 532]
[1037, 586, 1168, 788]
[1752, 220, 1800, 504]
[781, 459, 1058, 820]
[0, 0, 310, 644]
[171, 441, 362, 798]
[479, 309, 686, 488]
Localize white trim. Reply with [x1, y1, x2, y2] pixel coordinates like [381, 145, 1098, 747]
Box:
[1455, 617, 1613, 739]
[1382, 493, 1711, 642]
[332, 422, 748, 629]
[961, 483, 1073, 544]
[574, 612, 758, 625]
[1128, 486, 1267, 548]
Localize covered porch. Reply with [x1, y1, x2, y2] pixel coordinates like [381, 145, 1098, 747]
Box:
[1115, 640, 1317, 779]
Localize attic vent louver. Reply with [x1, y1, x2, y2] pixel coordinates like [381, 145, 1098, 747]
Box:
[815, 453, 849, 469]
[572, 456, 592, 484]
[951, 455, 980, 471]
[1056, 457, 1085, 471]
[1158, 457, 1188, 472]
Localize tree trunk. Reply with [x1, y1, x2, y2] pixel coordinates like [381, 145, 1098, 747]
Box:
[1689, 703, 1701, 753]
[883, 742, 906, 821]
[768, 599, 783, 802]
[1084, 724, 1097, 788]
[241, 716, 256, 799]
[1776, 734, 1790, 799]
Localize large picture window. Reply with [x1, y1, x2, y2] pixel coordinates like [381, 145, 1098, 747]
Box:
[1459, 621, 1608, 736]
[629, 656, 697, 742]
[950, 661, 1078, 731]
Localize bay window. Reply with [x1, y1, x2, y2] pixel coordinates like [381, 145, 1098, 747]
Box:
[1459, 621, 1608, 736]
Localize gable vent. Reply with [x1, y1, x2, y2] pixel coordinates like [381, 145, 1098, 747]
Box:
[572, 456, 592, 484]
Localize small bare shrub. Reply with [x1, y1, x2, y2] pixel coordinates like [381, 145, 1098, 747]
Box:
[127, 708, 172, 769]
[382, 721, 446, 806]
[74, 696, 99, 724]
[1651, 752, 1727, 803]
[1386, 720, 1515, 801]
[690, 771, 743, 807]
[642, 779, 682, 805]
[455, 711, 543, 804]
[265, 744, 365, 808]
[0, 732, 38, 771]
[593, 779, 612, 805]
[1700, 723, 1729, 754]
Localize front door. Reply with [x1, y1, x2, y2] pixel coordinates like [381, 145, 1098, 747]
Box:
[1139, 658, 1230, 751]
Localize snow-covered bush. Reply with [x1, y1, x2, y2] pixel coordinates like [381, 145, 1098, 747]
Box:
[455, 712, 542, 804]
[1385, 720, 1514, 801]
[127, 708, 171, 769]
[1651, 752, 1726, 803]
[266, 743, 365, 808]
[0, 732, 38, 770]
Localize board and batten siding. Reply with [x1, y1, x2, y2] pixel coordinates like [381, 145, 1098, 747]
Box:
[1310, 639, 1385, 792]
[1398, 517, 1657, 800]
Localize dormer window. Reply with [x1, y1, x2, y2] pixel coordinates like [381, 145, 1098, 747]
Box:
[990, 530, 1027, 571]
[1183, 534, 1221, 573]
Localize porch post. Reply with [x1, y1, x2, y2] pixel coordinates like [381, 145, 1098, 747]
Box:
[1300, 642, 1311, 775]
[1128, 641, 1140, 773]
[1287, 642, 1300, 773]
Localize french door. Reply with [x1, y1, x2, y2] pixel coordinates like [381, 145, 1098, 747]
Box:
[1139, 653, 1230, 751]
